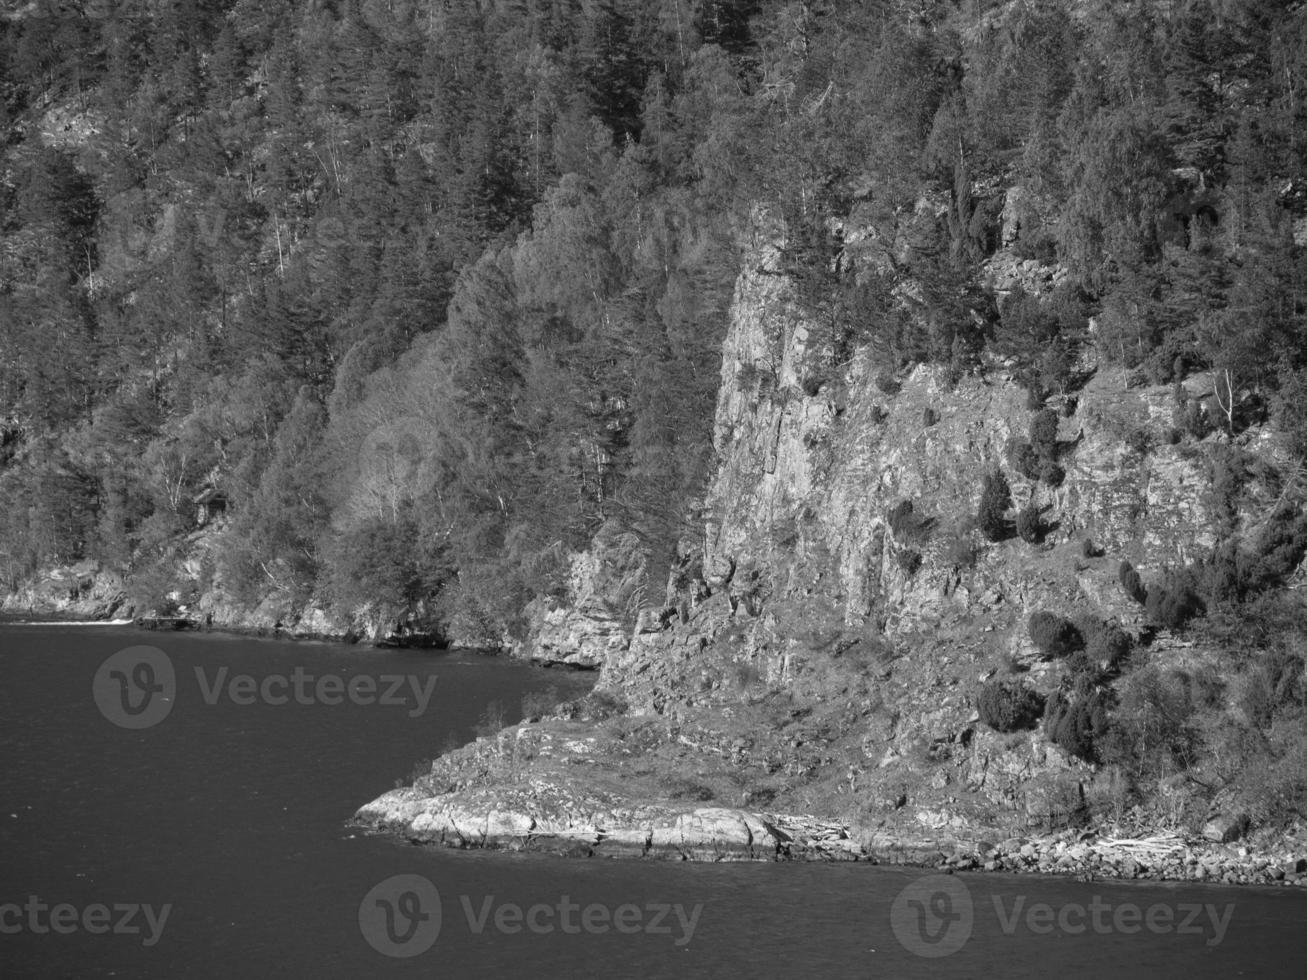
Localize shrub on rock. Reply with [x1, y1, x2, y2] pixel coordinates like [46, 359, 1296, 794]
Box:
[977, 680, 1045, 732]
[1038, 460, 1065, 486]
[1044, 685, 1111, 762]
[1030, 408, 1060, 458]
[1029, 610, 1083, 657]
[1016, 505, 1044, 544]
[1145, 570, 1204, 629]
[887, 499, 934, 545]
[1243, 506, 1307, 593]
[896, 548, 923, 576]
[977, 470, 1012, 541]
[1012, 440, 1041, 479]
[1078, 617, 1132, 670]
[1118, 560, 1147, 604]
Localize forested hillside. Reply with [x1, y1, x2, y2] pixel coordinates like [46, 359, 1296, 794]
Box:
[2, 0, 1305, 641]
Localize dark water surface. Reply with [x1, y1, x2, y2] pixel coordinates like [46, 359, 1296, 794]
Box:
[1, 624, 1303, 978]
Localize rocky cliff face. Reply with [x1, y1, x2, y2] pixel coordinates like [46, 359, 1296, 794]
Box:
[693, 226, 1246, 649]
[512, 521, 650, 668]
[600, 210, 1249, 697]
[542, 194, 1260, 668]
[401, 202, 1302, 851]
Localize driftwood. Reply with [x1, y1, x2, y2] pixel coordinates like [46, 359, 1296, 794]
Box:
[1094, 833, 1187, 856]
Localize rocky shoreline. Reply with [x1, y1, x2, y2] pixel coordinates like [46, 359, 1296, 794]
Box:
[0, 562, 448, 648]
[0, 603, 356, 644]
[352, 787, 1307, 888]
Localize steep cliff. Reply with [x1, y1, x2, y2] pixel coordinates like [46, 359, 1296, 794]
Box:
[358, 206, 1307, 867]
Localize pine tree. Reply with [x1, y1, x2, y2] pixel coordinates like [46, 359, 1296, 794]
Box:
[977, 470, 1012, 542]
[582, 0, 648, 142]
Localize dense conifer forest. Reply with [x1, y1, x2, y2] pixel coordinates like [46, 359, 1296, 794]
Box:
[1, 0, 1305, 639]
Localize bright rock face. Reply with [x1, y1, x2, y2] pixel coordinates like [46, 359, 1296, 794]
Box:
[515, 523, 647, 669]
[358, 211, 1300, 864]
[0, 559, 127, 620]
[534, 209, 1258, 677]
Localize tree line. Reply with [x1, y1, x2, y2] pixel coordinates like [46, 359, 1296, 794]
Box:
[0, 0, 1304, 635]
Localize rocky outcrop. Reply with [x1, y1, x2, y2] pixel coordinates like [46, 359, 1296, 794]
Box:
[192, 585, 364, 642]
[1203, 813, 1251, 844]
[357, 787, 783, 861]
[513, 522, 648, 668]
[351, 716, 1307, 884]
[691, 231, 1237, 648]
[359, 207, 1305, 868]
[1, 560, 128, 620]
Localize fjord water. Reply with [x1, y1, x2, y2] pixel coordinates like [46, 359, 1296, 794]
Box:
[2, 625, 1304, 978]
